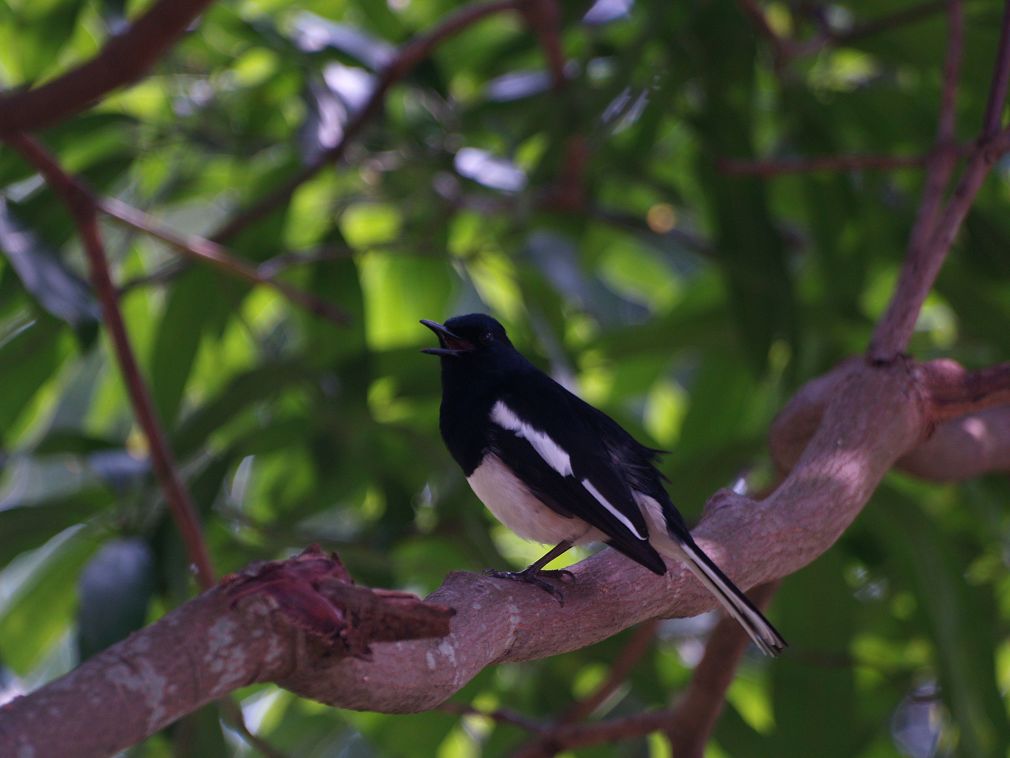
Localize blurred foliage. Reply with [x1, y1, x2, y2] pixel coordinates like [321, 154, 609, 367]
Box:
[1, 0, 1009, 756]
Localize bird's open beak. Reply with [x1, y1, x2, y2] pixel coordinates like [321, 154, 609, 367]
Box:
[420, 320, 474, 356]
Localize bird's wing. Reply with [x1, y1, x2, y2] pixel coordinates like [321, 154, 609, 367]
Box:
[570, 392, 691, 537]
[488, 384, 666, 574]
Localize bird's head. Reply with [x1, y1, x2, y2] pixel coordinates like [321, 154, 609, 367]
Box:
[420, 313, 514, 360]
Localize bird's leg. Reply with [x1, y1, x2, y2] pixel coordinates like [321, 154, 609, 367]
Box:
[484, 540, 575, 605]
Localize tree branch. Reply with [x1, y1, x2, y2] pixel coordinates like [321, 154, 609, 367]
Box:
[211, 0, 519, 244]
[718, 151, 937, 176]
[667, 583, 779, 758]
[98, 197, 349, 324]
[903, 0, 964, 260]
[769, 358, 1010, 476]
[3, 354, 1009, 750]
[7, 134, 216, 589]
[0, 0, 215, 134]
[513, 619, 659, 757]
[870, 0, 1010, 361]
[919, 359, 1010, 422]
[897, 407, 1010, 480]
[519, 0, 567, 89]
[0, 548, 453, 758]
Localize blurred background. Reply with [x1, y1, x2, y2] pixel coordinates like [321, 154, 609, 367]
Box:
[1, 0, 1009, 755]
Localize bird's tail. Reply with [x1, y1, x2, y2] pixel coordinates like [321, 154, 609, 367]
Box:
[658, 538, 787, 657]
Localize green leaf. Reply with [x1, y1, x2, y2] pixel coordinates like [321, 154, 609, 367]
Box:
[0, 526, 100, 674]
[0, 0, 87, 82]
[0, 488, 111, 568]
[172, 360, 314, 456]
[0, 315, 71, 441]
[149, 269, 218, 428]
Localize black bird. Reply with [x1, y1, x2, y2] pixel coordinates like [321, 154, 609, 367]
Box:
[421, 313, 786, 656]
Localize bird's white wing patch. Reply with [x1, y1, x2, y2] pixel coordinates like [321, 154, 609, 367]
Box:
[581, 479, 646, 540]
[490, 400, 573, 476]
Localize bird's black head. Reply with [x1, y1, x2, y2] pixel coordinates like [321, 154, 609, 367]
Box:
[420, 313, 514, 358]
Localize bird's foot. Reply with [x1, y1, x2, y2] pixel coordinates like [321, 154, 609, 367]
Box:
[483, 567, 575, 605]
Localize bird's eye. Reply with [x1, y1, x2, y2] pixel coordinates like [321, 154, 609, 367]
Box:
[479, 330, 494, 345]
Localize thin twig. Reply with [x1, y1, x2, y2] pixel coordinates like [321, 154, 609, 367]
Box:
[98, 197, 349, 324]
[218, 697, 289, 758]
[0, 0, 215, 134]
[870, 0, 1010, 361]
[519, 0, 567, 89]
[438, 703, 546, 733]
[906, 0, 964, 256]
[667, 583, 779, 758]
[8, 134, 216, 589]
[718, 152, 935, 176]
[983, 2, 1010, 137]
[512, 620, 659, 757]
[211, 0, 519, 243]
[513, 709, 674, 756]
[563, 620, 658, 723]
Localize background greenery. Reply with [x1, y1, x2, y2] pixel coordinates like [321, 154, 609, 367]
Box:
[2, 0, 1009, 755]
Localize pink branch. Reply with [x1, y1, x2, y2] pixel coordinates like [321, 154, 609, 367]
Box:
[869, 0, 1010, 361]
[918, 359, 1010, 422]
[0, 548, 452, 757]
[3, 357, 1009, 752]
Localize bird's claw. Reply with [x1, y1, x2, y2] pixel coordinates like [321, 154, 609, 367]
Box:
[483, 568, 571, 605]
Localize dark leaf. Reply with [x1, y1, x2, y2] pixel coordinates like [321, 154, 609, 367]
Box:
[0, 199, 100, 330]
[0, 488, 111, 568]
[76, 537, 156, 659]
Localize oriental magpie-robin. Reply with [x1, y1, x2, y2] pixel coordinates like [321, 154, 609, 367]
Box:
[422, 313, 786, 656]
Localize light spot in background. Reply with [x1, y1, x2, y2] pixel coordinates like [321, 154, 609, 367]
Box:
[583, 0, 634, 25]
[454, 148, 527, 193]
[646, 203, 678, 234]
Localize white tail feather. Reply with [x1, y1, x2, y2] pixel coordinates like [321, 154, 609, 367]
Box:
[634, 491, 786, 656]
[661, 540, 786, 657]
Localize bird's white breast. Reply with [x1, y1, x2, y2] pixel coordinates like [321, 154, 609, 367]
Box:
[466, 454, 601, 545]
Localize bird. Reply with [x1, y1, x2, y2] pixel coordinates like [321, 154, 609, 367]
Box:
[421, 313, 786, 656]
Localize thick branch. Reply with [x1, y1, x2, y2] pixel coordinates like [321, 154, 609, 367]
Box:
[205, 361, 933, 712]
[919, 359, 1010, 422]
[4, 359, 1008, 750]
[7, 135, 216, 588]
[769, 357, 1010, 478]
[898, 407, 1010, 480]
[0, 549, 453, 758]
[0, 0, 215, 134]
